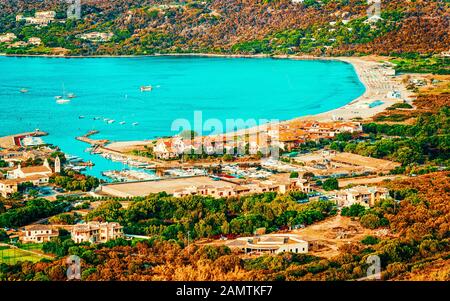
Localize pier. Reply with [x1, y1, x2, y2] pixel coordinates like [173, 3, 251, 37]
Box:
[76, 130, 109, 146]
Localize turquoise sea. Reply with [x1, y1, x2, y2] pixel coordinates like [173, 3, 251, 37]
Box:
[0, 56, 365, 179]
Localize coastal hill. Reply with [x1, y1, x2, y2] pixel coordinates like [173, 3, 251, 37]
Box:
[0, 0, 448, 56]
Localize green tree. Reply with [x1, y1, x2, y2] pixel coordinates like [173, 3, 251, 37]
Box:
[322, 178, 339, 191]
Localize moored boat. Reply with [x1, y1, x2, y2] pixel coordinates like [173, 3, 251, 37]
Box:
[140, 85, 153, 92]
[56, 98, 71, 104]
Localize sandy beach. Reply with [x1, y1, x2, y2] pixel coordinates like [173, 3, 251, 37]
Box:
[191, 55, 413, 143]
[101, 54, 413, 152]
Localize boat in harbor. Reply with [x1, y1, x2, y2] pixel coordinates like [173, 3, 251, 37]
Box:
[67, 93, 76, 98]
[119, 121, 126, 125]
[132, 122, 139, 126]
[20, 88, 29, 93]
[79, 115, 85, 119]
[140, 85, 153, 92]
[108, 119, 115, 124]
[93, 117, 101, 120]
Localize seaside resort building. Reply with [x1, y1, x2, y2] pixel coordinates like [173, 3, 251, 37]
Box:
[226, 234, 309, 255]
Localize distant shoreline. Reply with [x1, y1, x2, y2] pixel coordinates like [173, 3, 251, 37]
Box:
[0, 52, 344, 61]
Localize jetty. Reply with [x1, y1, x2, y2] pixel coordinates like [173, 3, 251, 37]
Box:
[76, 130, 109, 147]
[0, 130, 48, 149]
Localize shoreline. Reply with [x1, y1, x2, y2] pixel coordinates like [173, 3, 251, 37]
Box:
[0, 52, 413, 151]
[0, 52, 317, 59]
[107, 55, 413, 150]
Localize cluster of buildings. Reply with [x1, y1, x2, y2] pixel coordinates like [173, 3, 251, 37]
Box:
[153, 135, 272, 160]
[278, 121, 362, 151]
[76, 32, 114, 42]
[16, 11, 56, 27]
[0, 158, 60, 198]
[0, 33, 41, 48]
[173, 177, 311, 198]
[21, 222, 124, 244]
[226, 234, 309, 255]
[152, 121, 362, 160]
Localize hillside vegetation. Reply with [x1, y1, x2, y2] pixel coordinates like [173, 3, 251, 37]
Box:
[0, 0, 448, 56]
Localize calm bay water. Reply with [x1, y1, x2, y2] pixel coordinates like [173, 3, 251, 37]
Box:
[0, 56, 365, 178]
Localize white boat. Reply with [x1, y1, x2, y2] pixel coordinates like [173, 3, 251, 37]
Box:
[108, 120, 115, 124]
[119, 121, 126, 125]
[55, 96, 62, 100]
[79, 116, 85, 119]
[20, 88, 29, 93]
[132, 122, 139, 126]
[140, 85, 153, 92]
[67, 93, 76, 99]
[56, 98, 71, 104]
[56, 84, 71, 104]
[71, 166, 87, 171]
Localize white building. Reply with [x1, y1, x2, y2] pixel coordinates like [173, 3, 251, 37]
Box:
[77, 32, 114, 42]
[330, 186, 389, 208]
[17, 11, 56, 26]
[28, 37, 42, 46]
[21, 225, 59, 243]
[7, 159, 53, 180]
[71, 222, 124, 244]
[227, 234, 308, 255]
[364, 15, 383, 24]
[0, 33, 17, 43]
[153, 140, 179, 160]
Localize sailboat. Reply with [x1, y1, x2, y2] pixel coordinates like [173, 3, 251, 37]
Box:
[56, 84, 71, 104]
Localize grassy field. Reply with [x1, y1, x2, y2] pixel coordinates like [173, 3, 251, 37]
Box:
[392, 56, 450, 75]
[0, 244, 49, 265]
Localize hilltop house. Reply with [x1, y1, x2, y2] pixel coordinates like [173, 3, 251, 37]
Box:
[16, 11, 56, 26]
[71, 222, 123, 244]
[0, 33, 17, 43]
[21, 225, 59, 243]
[77, 32, 114, 42]
[329, 186, 389, 208]
[28, 37, 42, 46]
